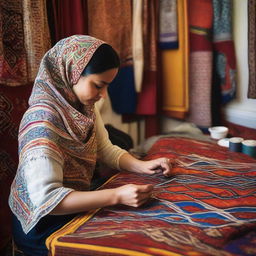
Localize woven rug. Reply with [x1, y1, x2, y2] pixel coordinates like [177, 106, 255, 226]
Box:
[47, 137, 256, 256]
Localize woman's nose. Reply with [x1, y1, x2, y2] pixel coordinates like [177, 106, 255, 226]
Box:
[99, 87, 108, 99]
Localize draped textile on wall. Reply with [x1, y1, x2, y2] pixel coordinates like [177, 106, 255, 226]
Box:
[132, 0, 144, 93]
[49, 0, 88, 45]
[87, 0, 136, 115]
[161, 0, 188, 120]
[0, 0, 51, 86]
[187, 0, 213, 127]
[248, 0, 256, 99]
[212, 0, 236, 104]
[137, 0, 160, 138]
[159, 0, 178, 49]
[136, 0, 159, 116]
[187, 0, 236, 128]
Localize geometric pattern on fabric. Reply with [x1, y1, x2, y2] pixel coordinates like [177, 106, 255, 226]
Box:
[188, 52, 213, 127]
[0, 0, 51, 86]
[47, 137, 256, 256]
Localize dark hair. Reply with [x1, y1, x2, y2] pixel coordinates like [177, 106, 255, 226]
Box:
[81, 44, 120, 76]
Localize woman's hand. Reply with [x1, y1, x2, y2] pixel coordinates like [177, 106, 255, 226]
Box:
[119, 153, 173, 178]
[115, 184, 153, 207]
[139, 158, 173, 177]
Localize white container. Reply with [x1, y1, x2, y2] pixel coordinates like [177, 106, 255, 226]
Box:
[208, 126, 229, 140]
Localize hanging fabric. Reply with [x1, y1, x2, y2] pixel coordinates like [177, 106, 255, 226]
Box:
[136, 0, 159, 116]
[187, 0, 213, 128]
[87, 0, 136, 114]
[212, 0, 236, 104]
[50, 0, 88, 44]
[132, 0, 144, 93]
[160, 0, 189, 120]
[248, 0, 256, 99]
[22, 0, 51, 83]
[0, 0, 27, 86]
[159, 0, 178, 49]
[0, 0, 51, 86]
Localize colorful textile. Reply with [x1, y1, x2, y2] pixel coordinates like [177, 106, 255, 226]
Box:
[46, 137, 256, 256]
[22, 0, 51, 83]
[159, 0, 178, 49]
[9, 35, 105, 234]
[87, 0, 136, 115]
[160, 0, 189, 120]
[212, 0, 236, 103]
[0, 0, 27, 86]
[248, 0, 256, 99]
[136, 0, 159, 116]
[187, 0, 213, 127]
[0, 0, 51, 86]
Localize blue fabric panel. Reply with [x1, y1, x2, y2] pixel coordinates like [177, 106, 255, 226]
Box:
[108, 66, 137, 114]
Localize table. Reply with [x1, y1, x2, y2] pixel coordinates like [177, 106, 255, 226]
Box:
[47, 137, 256, 256]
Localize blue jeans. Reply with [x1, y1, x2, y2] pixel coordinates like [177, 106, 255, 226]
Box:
[12, 213, 76, 256]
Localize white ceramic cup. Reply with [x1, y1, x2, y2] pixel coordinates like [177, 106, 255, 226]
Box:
[208, 126, 229, 140]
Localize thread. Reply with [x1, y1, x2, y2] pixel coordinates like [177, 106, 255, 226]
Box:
[229, 137, 244, 152]
[242, 140, 256, 158]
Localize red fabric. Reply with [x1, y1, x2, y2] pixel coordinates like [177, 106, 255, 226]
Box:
[187, 0, 213, 127]
[136, 0, 159, 116]
[136, 71, 157, 115]
[52, 0, 88, 43]
[0, 84, 32, 249]
[214, 41, 236, 70]
[188, 0, 213, 29]
[189, 33, 213, 51]
[144, 115, 159, 138]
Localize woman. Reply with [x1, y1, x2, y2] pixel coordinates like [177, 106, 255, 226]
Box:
[9, 35, 172, 255]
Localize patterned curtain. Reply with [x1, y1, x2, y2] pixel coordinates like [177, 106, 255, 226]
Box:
[0, 0, 51, 86]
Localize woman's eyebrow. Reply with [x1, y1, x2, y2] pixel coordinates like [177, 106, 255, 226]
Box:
[99, 80, 110, 85]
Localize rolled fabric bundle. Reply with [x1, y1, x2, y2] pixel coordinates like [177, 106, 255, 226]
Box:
[229, 137, 244, 152]
[242, 140, 256, 158]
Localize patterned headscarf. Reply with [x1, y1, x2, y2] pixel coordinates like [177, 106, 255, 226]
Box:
[9, 35, 105, 233]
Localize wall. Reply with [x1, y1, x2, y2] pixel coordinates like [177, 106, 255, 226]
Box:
[224, 0, 256, 129]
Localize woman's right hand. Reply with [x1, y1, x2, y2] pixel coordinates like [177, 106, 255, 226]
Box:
[115, 184, 153, 207]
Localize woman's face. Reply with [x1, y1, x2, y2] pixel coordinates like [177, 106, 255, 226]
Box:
[73, 68, 118, 105]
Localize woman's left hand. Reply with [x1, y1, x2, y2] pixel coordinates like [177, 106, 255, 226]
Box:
[139, 157, 173, 177]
